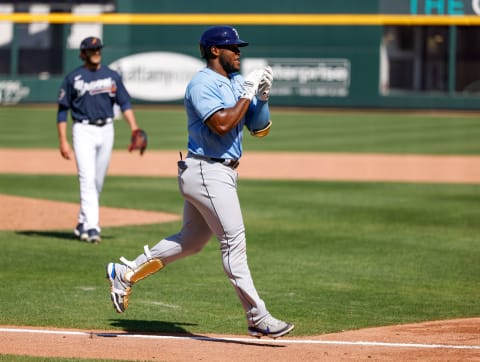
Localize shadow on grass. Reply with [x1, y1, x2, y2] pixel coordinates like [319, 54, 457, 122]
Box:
[16, 230, 111, 242]
[109, 319, 195, 334]
[107, 319, 284, 348]
[17, 230, 77, 240]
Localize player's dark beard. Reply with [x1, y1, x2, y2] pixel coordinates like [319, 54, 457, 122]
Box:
[220, 57, 238, 74]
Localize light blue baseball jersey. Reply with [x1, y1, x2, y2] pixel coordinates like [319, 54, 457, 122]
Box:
[184, 67, 270, 160]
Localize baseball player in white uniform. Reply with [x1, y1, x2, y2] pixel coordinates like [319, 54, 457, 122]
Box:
[106, 26, 294, 338]
[56, 36, 142, 243]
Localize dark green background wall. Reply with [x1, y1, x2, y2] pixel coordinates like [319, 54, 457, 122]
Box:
[116, 0, 379, 14]
[3, 0, 480, 109]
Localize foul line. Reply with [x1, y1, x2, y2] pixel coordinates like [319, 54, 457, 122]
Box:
[1, 327, 479, 350]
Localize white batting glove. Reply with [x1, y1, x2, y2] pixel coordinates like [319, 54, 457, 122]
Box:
[257, 66, 273, 102]
[240, 69, 264, 101]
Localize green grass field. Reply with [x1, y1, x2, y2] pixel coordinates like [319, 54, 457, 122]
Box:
[0, 106, 479, 342]
[1, 106, 480, 154]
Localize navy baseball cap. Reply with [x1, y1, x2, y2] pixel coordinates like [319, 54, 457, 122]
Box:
[80, 37, 103, 50]
[200, 26, 248, 48]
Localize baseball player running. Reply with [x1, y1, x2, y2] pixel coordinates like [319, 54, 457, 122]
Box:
[56, 36, 145, 243]
[106, 26, 294, 338]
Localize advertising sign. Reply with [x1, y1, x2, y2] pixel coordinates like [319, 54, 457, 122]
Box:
[243, 58, 351, 98]
[380, 0, 480, 15]
[109, 52, 204, 101]
[0, 81, 30, 105]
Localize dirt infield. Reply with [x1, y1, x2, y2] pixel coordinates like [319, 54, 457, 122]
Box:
[0, 194, 180, 231]
[1, 319, 479, 361]
[1, 148, 479, 361]
[1, 149, 480, 183]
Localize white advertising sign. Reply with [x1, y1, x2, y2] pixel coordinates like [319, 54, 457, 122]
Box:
[110, 52, 204, 101]
[243, 58, 351, 98]
[0, 81, 30, 104]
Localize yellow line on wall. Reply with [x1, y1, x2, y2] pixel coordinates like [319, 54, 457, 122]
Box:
[1, 13, 480, 25]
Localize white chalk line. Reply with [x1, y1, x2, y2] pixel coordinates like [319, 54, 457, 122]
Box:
[1, 327, 479, 350]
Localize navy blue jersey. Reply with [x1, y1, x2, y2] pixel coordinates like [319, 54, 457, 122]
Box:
[57, 65, 131, 122]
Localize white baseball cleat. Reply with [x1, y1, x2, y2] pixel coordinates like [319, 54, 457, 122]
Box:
[106, 263, 132, 313]
[248, 315, 295, 339]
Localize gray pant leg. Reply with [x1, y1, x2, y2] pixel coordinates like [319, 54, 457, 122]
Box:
[181, 159, 268, 326]
[134, 199, 213, 266]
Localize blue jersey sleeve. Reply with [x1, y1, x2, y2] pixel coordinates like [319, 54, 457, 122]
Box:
[112, 71, 132, 112]
[57, 105, 69, 123]
[188, 82, 225, 122]
[245, 98, 271, 132]
[57, 75, 72, 122]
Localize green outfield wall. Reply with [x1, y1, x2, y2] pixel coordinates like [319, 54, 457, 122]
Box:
[1, 0, 479, 109]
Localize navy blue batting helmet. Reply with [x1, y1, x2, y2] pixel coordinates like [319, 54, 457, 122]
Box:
[199, 26, 248, 48]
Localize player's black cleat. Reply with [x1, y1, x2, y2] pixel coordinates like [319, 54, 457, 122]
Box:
[87, 228, 101, 243]
[74, 223, 88, 241]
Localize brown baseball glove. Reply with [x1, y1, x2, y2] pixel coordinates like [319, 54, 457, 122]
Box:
[128, 129, 148, 155]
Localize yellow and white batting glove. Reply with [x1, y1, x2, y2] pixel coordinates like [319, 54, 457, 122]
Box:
[257, 66, 273, 102]
[240, 68, 264, 101]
